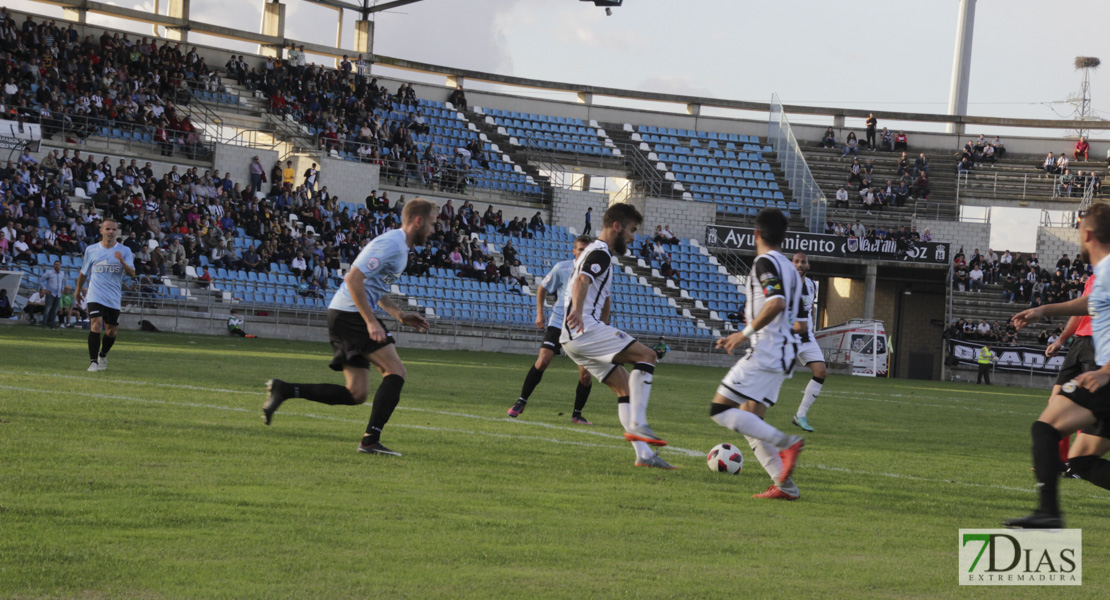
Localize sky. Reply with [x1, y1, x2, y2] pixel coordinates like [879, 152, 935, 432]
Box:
[10, 0, 1110, 251]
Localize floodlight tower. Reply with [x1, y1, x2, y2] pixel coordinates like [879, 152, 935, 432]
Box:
[946, 0, 976, 134]
[1074, 56, 1101, 139]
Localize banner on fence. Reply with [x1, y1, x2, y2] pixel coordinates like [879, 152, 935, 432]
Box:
[947, 339, 1066, 375]
[705, 225, 950, 264]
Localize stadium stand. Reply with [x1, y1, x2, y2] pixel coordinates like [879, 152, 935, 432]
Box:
[480, 108, 618, 157]
[630, 125, 794, 218]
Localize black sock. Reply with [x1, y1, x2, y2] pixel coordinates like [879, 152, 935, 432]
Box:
[1069, 454, 1110, 490]
[573, 381, 591, 415]
[88, 331, 100, 362]
[364, 374, 406, 444]
[1031, 421, 1063, 516]
[518, 366, 544, 402]
[99, 335, 116, 358]
[287, 383, 359, 405]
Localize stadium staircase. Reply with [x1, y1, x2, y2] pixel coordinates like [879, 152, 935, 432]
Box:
[466, 112, 556, 202]
[616, 240, 739, 335]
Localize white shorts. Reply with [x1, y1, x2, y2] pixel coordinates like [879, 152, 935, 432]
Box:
[796, 339, 825, 366]
[717, 353, 787, 407]
[560, 323, 637, 382]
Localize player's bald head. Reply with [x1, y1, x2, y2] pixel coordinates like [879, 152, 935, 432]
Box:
[793, 252, 810, 272]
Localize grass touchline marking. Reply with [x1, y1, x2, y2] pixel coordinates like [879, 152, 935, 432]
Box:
[5, 384, 1107, 500]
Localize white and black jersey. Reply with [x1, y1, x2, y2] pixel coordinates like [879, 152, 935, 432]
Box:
[745, 250, 807, 372]
[798, 276, 817, 342]
[560, 239, 613, 341]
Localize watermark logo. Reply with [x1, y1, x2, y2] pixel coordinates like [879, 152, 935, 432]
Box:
[959, 529, 1081, 586]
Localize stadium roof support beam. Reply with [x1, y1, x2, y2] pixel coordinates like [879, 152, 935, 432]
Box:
[946, 0, 976, 135]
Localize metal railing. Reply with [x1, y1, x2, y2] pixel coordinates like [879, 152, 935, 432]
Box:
[768, 93, 827, 232]
[35, 113, 215, 162]
[1040, 210, 1080, 228]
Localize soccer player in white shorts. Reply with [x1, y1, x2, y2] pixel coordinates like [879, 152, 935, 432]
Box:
[561, 203, 673, 469]
[791, 252, 828, 432]
[710, 208, 806, 499]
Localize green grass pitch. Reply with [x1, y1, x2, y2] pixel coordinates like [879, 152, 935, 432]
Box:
[1, 327, 1106, 599]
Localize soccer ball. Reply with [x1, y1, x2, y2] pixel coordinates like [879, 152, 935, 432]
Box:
[707, 443, 744, 474]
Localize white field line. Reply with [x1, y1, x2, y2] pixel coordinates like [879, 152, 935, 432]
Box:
[5, 382, 1110, 501]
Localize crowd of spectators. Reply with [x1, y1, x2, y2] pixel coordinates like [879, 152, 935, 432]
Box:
[951, 248, 1091, 308]
[0, 9, 215, 158]
[823, 219, 931, 244]
[831, 152, 932, 213]
[229, 43, 491, 196]
[945, 318, 1019, 346]
[823, 117, 909, 156]
[400, 199, 544, 289]
[954, 135, 1006, 173]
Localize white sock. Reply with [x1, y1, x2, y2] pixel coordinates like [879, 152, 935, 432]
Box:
[711, 407, 790, 448]
[618, 402, 654, 460]
[628, 363, 655, 428]
[796, 378, 823, 419]
[746, 435, 783, 481]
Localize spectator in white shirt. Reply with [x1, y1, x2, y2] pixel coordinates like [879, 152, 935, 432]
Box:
[835, 186, 849, 208]
[969, 266, 983, 292]
[1000, 250, 1012, 275]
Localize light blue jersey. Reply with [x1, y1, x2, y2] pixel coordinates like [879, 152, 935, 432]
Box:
[80, 242, 134, 309]
[329, 229, 408, 313]
[541, 259, 575, 328]
[1090, 258, 1110, 366]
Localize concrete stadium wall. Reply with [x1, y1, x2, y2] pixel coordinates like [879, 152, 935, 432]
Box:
[640, 197, 716, 243]
[213, 144, 279, 191]
[314, 155, 380, 208]
[30, 143, 215, 182]
[551, 189, 610, 234]
[913, 218, 991, 255]
[1037, 226, 1081, 263]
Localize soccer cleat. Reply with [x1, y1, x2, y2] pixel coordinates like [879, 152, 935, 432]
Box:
[753, 484, 800, 500]
[245, 334, 257, 339]
[507, 399, 527, 418]
[776, 436, 805, 486]
[87, 361, 98, 372]
[1003, 512, 1064, 529]
[634, 455, 677, 470]
[262, 379, 288, 426]
[358, 441, 402, 456]
[624, 425, 667, 447]
[97, 356, 107, 370]
[571, 415, 593, 425]
[792, 415, 814, 432]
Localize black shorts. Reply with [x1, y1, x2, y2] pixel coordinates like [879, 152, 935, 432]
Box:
[327, 309, 395, 372]
[1060, 382, 1110, 426]
[540, 326, 562, 354]
[1056, 336, 1096, 385]
[87, 302, 121, 326]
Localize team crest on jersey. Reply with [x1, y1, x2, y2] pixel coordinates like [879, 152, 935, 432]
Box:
[365, 257, 381, 271]
[615, 331, 626, 339]
[590, 263, 602, 274]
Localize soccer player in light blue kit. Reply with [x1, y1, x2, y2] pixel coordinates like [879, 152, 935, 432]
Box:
[263, 199, 436, 456]
[75, 219, 135, 372]
[1008, 202, 1110, 528]
[507, 235, 594, 423]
